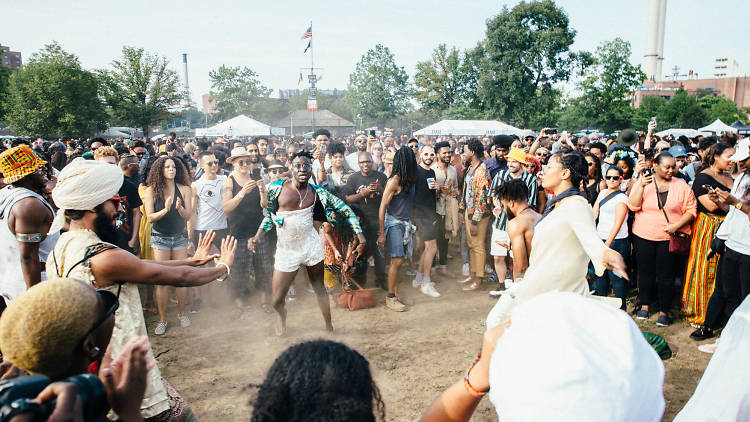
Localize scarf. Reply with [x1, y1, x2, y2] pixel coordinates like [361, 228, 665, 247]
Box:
[539, 187, 585, 223]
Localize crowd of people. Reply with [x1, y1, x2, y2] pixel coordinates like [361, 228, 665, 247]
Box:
[0, 123, 748, 420]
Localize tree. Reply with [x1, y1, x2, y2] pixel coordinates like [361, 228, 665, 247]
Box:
[631, 95, 666, 131]
[4, 42, 106, 138]
[100, 46, 182, 136]
[346, 44, 410, 127]
[414, 44, 477, 117]
[680, 103, 710, 128]
[476, 0, 591, 127]
[0, 65, 11, 123]
[699, 95, 746, 124]
[208, 65, 272, 122]
[578, 38, 646, 132]
[658, 86, 693, 127]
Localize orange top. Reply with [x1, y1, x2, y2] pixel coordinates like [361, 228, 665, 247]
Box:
[628, 178, 697, 241]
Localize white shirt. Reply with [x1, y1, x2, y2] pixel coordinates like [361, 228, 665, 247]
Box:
[595, 190, 629, 240]
[720, 173, 750, 255]
[345, 152, 361, 172]
[193, 175, 228, 230]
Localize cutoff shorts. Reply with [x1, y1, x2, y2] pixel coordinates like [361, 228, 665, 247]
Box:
[151, 229, 190, 251]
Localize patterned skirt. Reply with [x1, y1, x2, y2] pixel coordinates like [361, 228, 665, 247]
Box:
[681, 212, 725, 325]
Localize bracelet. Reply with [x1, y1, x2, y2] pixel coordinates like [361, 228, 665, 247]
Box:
[216, 262, 230, 281]
[464, 352, 488, 398]
[237, 192, 245, 199]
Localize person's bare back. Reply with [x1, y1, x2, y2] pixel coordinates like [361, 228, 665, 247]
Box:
[506, 207, 541, 281]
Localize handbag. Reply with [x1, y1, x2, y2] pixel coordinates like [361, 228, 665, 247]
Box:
[337, 276, 375, 311]
[655, 186, 691, 255]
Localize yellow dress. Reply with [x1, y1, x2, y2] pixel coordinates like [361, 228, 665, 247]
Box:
[138, 185, 153, 260]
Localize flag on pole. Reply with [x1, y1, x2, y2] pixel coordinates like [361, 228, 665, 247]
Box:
[297, 72, 303, 86]
[301, 26, 312, 40]
[304, 40, 311, 53]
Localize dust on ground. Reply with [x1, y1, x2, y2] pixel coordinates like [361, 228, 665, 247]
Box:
[148, 259, 712, 421]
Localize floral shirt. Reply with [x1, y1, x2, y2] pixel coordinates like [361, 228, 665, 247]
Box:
[461, 162, 491, 222]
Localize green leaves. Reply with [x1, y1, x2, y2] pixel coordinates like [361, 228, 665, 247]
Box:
[346, 44, 410, 127]
[3, 42, 106, 138]
[208, 65, 272, 122]
[414, 44, 479, 118]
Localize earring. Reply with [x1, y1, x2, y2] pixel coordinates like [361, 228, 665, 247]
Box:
[93, 346, 101, 354]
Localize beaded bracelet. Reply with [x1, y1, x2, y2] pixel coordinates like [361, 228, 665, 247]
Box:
[464, 351, 489, 398]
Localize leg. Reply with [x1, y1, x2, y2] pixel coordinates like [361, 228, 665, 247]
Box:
[152, 248, 172, 324]
[609, 238, 630, 310]
[436, 215, 449, 267]
[270, 268, 298, 336]
[420, 239, 438, 280]
[493, 256, 507, 284]
[634, 236, 657, 312]
[654, 241, 675, 315]
[465, 215, 489, 289]
[306, 261, 333, 332]
[703, 253, 726, 330]
[388, 257, 403, 295]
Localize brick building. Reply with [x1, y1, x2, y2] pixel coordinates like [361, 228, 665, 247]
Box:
[1, 45, 22, 69]
[633, 76, 750, 109]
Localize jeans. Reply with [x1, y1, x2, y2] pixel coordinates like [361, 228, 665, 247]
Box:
[633, 235, 676, 313]
[436, 214, 449, 266]
[592, 238, 629, 310]
[354, 219, 386, 287]
[722, 246, 750, 319]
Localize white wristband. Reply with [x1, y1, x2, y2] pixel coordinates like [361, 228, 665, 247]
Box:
[216, 262, 230, 281]
[237, 192, 245, 199]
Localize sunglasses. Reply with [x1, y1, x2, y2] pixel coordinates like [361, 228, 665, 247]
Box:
[108, 196, 124, 210]
[293, 163, 312, 171]
[535, 152, 549, 157]
[269, 169, 284, 174]
[78, 288, 120, 347]
[205, 161, 219, 166]
[422, 152, 435, 158]
[605, 175, 622, 180]
[134, 152, 145, 157]
[359, 160, 373, 164]
[236, 160, 250, 166]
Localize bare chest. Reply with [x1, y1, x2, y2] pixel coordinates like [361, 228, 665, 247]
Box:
[277, 183, 316, 211]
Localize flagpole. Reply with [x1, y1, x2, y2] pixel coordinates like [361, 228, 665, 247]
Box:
[310, 20, 315, 133]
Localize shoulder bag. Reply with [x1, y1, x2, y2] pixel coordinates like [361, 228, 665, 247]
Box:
[655, 186, 690, 255]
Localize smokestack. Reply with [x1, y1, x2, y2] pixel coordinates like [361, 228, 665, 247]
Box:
[182, 53, 190, 107]
[644, 0, 667, 81]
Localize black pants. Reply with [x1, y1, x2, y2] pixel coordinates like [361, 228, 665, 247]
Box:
[354, 219, 386, 288]
[722, 246, 750, 319]
[634, 235, 676, 313]
[436, 214, 449, 266]
[704, 252, 726, 330]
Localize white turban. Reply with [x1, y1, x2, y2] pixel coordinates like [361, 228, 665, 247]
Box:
[489, 291, 665, 422]
[48, 158, 123, 234]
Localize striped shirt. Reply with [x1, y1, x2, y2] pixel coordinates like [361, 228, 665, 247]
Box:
[489, 170, 539, 230]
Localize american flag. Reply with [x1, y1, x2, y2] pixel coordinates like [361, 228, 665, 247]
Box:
[301, 26, 312, 40]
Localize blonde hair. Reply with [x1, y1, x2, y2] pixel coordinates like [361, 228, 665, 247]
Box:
[93, 146, 118, 160]
[0, 279, 99, 378]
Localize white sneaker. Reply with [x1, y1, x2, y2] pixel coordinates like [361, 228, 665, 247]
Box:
[412, 273, 423, 288]
[178, 314, 191, 328]
[386, 295, 407, 312]
[462, 263, 470, 277]
[154, 321, 168, 336]
[420, 282, 441, 298]
[485, 264, 494, 274]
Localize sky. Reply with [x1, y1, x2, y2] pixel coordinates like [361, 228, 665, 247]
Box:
[3, 0, 750, 108]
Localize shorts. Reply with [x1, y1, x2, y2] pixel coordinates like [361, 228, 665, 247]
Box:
[274, 235, 324, 272]
[151, 229, 189, 251]
[414, 213, 438, 242]
[490, 228, 513, 258]
[385, 223, 406, 258]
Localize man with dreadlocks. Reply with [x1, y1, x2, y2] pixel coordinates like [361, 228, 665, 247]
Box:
[250, 150, 365, 336]
[377, 146, 417, 312]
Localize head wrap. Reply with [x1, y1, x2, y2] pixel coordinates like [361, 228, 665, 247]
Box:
[0, 279, 99, 378]
[48, 158, 123, 234]
[489, 292, 665, 422]
[0, 145, 47, 184]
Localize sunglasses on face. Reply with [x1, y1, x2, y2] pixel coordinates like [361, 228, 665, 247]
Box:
[135, 152, 145, 157]
[205, 161, 218, 166]
[108, 196, 124, 210]
[236, 160, 250, 166]
[269, 169, 284, 174]
[423, 152, 435, 158]
[605, 175, 622, 180]
[79, 288, 120, 347]
[359, 160, 373, 164]
[293, 163, 312, 171]
[536, 152, 548, 157]
[587, 162, 596, 167]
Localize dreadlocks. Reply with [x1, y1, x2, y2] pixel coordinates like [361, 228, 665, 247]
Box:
[390, 146, 416, 189]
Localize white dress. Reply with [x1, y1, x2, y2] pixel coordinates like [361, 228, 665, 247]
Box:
[273, 204, 325, 272]
[487, 195, 608, 328]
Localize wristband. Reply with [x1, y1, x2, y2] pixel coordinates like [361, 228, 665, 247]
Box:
[237, 192, 245, 199]
[464, 352, 489, 398]
[216, 262, 230, 281]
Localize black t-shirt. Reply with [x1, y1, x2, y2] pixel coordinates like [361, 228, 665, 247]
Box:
[116, 178, 143, 249]
[414, 166, 437, 217]
[343, 171, 388, 222]
[692, 172, 731, 215]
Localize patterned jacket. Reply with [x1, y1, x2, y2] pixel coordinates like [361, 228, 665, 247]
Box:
[260, 179, 362, 234]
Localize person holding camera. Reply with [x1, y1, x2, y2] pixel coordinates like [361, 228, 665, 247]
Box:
[44, 158, 237, 421]
[222, 147, 269, 311]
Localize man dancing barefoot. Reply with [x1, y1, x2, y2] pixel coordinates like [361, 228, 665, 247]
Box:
[250, 151, 365, 335]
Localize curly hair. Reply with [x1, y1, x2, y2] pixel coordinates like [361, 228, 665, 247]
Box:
[146, 156, 190, 200]
[250, 340, 385, 422]
[328, 141, 347, 157]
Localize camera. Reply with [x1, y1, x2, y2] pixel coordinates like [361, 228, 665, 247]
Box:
[0, 374, 109, 422]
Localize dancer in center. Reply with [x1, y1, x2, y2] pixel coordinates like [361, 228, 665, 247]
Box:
[250, 151, 365, 335]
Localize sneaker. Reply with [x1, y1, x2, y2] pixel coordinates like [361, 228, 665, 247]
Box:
[690, 326, 714, 341]
[305, 284, 315, 294]
[412, 273, 423, 288]
[190, 298, 202, 314]
[288, 286, 297, 301]
[484, 264, 494, 274]
[154, 321, 168, 336]
[489, 284, 506, 297]
[368, 256, 375, 267]
[635, 309, 649, 320]
[178, 314, 191, 328]
[420, 282, 441, 298]
[385, 295, 407, 312]
[406, 268, 417, 276]
[462, 263, 470, 277]
[656, 314, 672, 327]
[698, 342, 718, 354]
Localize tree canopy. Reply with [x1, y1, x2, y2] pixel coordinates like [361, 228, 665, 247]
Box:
[208, 65, 272, 122]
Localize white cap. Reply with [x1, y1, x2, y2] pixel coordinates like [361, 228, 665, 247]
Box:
[728, 138, 750, 162]
[489, 291, 665, 422]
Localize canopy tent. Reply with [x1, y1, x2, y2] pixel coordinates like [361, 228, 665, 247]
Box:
[731, 120, 750, 135]
[413, 120, 528, 137]
[195, 115, 270, 137]
[698, 119, 737, 135]
[655, 128, 701, 138]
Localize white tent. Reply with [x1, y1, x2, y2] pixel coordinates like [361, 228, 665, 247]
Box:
[655, 128, 701, 138]
[414, 120, 528, 137]
[698, 119, 737, 135]
[195, 115, 270, 137]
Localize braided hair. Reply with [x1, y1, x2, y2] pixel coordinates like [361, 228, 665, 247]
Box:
[390, 146, 416, 189]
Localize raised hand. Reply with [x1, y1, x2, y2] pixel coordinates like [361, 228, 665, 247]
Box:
[217, 235, 238, 268]
[100, 336, 155, 422]
[192, 230, 219, 265]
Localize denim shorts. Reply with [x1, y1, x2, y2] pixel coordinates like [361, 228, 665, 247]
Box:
[151, 229, 190, 251]
[385, 223, 406, 258]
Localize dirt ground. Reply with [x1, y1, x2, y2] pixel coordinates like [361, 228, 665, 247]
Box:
[147, 255, 713, 422]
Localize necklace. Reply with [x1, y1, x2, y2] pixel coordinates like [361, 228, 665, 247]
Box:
[291, 182, 309, 207]
[517, 206, 531, 216]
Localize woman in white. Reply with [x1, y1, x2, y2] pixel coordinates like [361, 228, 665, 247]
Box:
[487, 150, 627, 328]
[592, 166, 630, 310]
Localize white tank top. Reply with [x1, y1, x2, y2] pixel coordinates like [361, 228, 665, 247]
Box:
[193, 175, 228, 231]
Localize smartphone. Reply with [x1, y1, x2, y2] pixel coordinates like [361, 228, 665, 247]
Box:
[651, 116, 657, 124]
[320, 144, 326, 153]
[643, 168, 652, 177]
[251, 168, 261, 181]
[369, 130, 376, 137]
[546, 128, 558, 135]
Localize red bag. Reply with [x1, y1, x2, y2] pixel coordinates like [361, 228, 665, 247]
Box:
[656, 187, 691, 255]
[337, 277, 374, 311]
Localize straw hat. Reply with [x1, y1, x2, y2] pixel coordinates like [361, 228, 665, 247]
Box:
[227, 146, 251, 163]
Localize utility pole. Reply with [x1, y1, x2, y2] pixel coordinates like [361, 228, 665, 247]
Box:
[301, 21, 323, 135]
